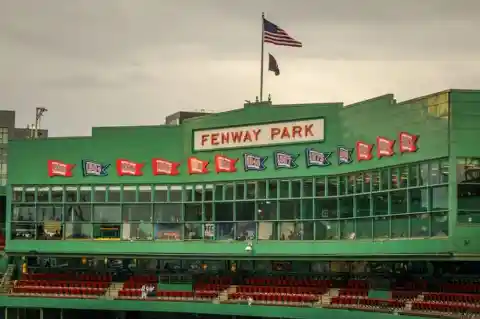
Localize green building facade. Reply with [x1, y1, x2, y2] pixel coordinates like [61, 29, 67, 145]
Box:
[4, 90, 480, 259]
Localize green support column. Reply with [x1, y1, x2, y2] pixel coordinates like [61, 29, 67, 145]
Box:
[4, 307, 7, 319]
[60, 309, 64, 319]
[39, 308, 43, 319]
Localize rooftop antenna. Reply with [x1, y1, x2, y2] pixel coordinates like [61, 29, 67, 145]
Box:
[34, 107, 47, 139]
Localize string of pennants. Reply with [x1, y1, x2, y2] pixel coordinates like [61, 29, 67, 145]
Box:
[47, 132, 418, 177]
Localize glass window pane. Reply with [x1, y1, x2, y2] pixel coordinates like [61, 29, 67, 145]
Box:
[11, 222, 36, 239]
[12, 188, 23, 202]
[302, 179, 313, 198]
[154, 223, 182, 240]
[409, 164, 419, 187]
[356, 218, 372, 239]
[259, 221, 277, 240]
[93, 186, 106, 202]
[429, 161, 440, 185]
[301, 199, 313, 219]
[432, 186, 448, 210]
[279, 199, 300, 220]
[390, 190, 407, 214]
[257, 201, 277, 220]
[108, 186, 121, 202]
[327, 177, 337, 196]
[370, 171, 379, 192]
[410, 188, 429, 213]
[268, 180, 278, 199]
[236, 201, 255, 221]
[184, 203, 202, 222]
[154, 203, 182, 222]
[123, 222, 153, 241]
[65, 223, 92, 239]
[440, 159, 449, 183]
[123, 204, 152, 222]
[315, 177, 325, 197]
[123, 187, 136, 202]
[215, 203, 234, 221]
[138, 186, 152, 202]
[51, 187, 64, 202]
[315, 198, 337, 218]
[236, 222, 256, 241]
[12, 205, 35, 221]
[66, 204, 91, 221]
[391, 215, 409, 238]
[184, 223, 202, 239]
[432, 212, 448, 237]
[36, 205, 63, 221]
[79, 187, 92, 202]
[339, 197, 354, 218]
[373, 193, 388, 216]
[37, 187, 49, 202]
[215, 223, 234, 240]
[169, 186, 182, 202]
[355, 195, 371, 217]
[25, 188, 35, 202]
[373, 217, 389, 239]
[411, 213, 430, 237]
[315, 220, 338, 240]
[65, 187, 78, 202]
[419, 163, 429, 186]
[245, 182, 256, 200]
[93, 205, 121, 222]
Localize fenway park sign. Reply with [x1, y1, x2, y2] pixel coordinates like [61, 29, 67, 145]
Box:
[193, 119, 325, 151]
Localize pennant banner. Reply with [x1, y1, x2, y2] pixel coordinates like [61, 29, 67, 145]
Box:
[116, 159, 144, 176]
[215, 155, 238, 173]
[48, 160, 75, 177]
[305, 148, 331, 167]
[82, 160, 110, 177]
[356, 141, 373, 162]
[337, 147, 353, 165]
[188, 157, 209, 175]
[152, 158, 180, 176]
[274, 151, 298, 169]
[243, 153, 268, 171]
[376, 136, 395, 158]
[399, 132, 419, 153]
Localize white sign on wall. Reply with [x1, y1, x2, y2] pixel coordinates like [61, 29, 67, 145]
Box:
[193, 118, 325, 151]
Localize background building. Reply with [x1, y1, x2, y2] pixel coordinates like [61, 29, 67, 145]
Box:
[0, 109, 48, 249]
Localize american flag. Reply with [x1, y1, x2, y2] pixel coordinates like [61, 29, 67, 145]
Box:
[263, 18, 302, 47]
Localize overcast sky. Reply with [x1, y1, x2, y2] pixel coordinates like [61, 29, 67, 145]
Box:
[1, 0, 479, 137]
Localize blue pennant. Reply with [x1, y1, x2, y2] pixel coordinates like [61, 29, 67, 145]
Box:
[305, 148, 332, 167]
[243, 153, 268, 171]
[337, 147, 353, 165]
[274, 151, 299, 169]
[82, 160, 110, 177]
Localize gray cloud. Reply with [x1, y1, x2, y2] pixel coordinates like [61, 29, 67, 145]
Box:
[0, 0, 479, 137]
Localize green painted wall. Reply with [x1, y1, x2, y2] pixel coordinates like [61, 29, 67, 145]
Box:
[7, 94, 448, 185]
[0, 296, 429, 319]
[5, 91, 465, 257]
[449, 90, 480, 253]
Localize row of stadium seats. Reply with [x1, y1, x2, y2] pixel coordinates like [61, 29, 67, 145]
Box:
[244, 277, 332, 287]
[423, 292, 480, 303]
[411, 301, 480, 314]
[117, 289, 218, 300]
[21, 272, 112, 282]
[12, 286, 106, 297]
[17, 280, 109, 289]
[338, 288, 369, 297]
[330, 296, 405, 309]
[236, 285, 326, 294]
[229, 292, 318, 303]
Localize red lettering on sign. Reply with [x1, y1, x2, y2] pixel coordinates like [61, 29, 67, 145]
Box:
[270, 124, 315, 141]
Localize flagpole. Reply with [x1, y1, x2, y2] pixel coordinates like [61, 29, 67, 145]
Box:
[260, 12, 265, 102]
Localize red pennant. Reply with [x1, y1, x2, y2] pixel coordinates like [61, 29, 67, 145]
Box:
[356, 141, 373, 162]
[214, 155, 238, 173]
[376, 136, 395, 158]
[152, 158, 180, 176]
[188, 157, 209, 175]
[399, 132, 419, 153]
[116, 159, 144, 176]
[48, 160, 75, 177]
